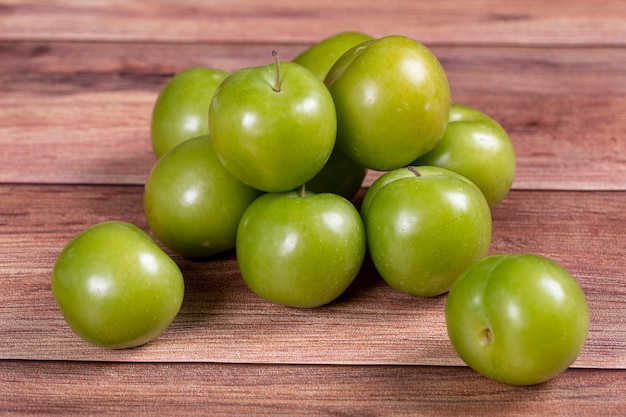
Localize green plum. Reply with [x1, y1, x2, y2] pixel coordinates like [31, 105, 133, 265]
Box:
[365, 166, 492, 297]
[305, 146, 367, 200]
[360, 167, 424, 223]
[293, 31, 374, 80]
[52, 221, 184, 349]
[325, 35, 451, 171]
[144, 135, 262, 258]
[446, 254, 590, 385]
[209, 53, 337, 192]
[236, 189, 366, 308]
[151, 67, 228, 158]
[414, 103, 516, 209]
[361, 165, 479, 223]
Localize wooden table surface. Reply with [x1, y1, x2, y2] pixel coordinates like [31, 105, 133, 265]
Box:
[1, 1, 625, 415]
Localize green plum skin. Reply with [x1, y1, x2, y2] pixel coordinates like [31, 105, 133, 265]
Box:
[293, 31, 373, 80]
[414, 104, 516, 209]
[144, 135, 263, 258]
[305, 146, 367, 200]
[151, 67, 229, 158]
[365, 166, 492, 297]
[209, 61, 337, 192]
[51, 221, 185, 349]
[445, 254, 590, 386]
[325, 35, 451, 171]
[361, 167, 429, 223]
[361, 165, 482, 226]
[236, 191, 366, 308]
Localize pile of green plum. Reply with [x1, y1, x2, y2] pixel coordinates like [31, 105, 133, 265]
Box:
[52, 32, 589, 386]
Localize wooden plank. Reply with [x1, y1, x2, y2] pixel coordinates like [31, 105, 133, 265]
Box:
[1, 41, 625, 189]
[1, 185, 623, 368]
[2, 0, 626, 46]
[1, 360, 625, 416]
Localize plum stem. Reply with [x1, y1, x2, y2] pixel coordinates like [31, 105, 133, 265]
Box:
[272, 50, 281, 92]
[408, 166, 422, 177]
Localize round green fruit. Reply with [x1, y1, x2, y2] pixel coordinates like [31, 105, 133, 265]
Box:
[365, 166, 492, 297]
[209, 55, 336, 192]
[325, 35, 451, 171]
[293, 31, 373, 80]
[445, 254, 590, 385]
[236, 189, 366, 308]
[144, 135, 262, 257]
[414, 103, 516, 209]
[52, 221, 185, 349]
[151, 67, 229, 158]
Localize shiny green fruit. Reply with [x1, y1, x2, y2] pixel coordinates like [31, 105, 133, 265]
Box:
[414, 104, 516, 209]
[144, 135, 262, 257]
[293, 31, 373, 80]
[209, 57, 336, 192]
[446, 254, 590, 385]
[52, 221, 184, 349]
[236, 190, 366, 308]
[151, 67, 228, 158]
[365, 166, 492, 297]
[325, 35, 451, 171]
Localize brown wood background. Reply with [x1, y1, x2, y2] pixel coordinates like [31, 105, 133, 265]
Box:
[1, 1, 625, 415]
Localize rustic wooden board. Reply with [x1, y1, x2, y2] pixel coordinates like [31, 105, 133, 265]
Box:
[1, 185, 623, 368]
[2, 0, 626, 46]
[1, 41, 625, 189]
[2, 0, 625, 414]
[2, 360, 625, 416]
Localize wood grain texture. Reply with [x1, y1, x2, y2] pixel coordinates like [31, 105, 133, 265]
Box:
[1, 0, 626, 46]
[1, 0, 625, 414]
[1, 185, 623, 368]
[1, 41, 625, 189]
[2, 360, 625, 416]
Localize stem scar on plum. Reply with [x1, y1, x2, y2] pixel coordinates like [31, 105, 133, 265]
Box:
[272, 50, 281, 92]
[480, 327, 493, 345]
